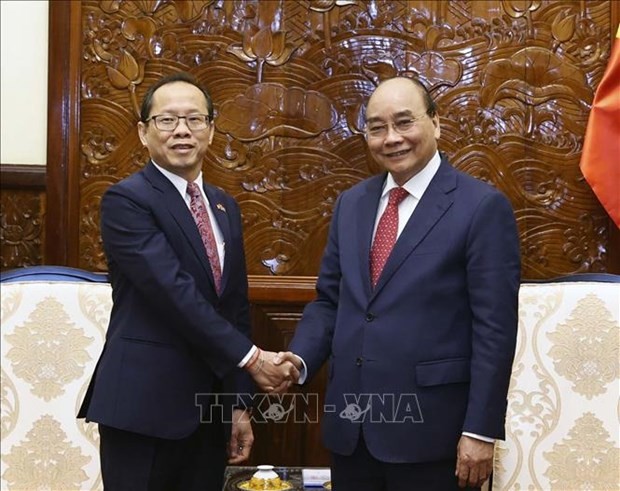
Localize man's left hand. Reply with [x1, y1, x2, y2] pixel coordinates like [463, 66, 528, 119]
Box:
[455, 435, 494, 488]
[228, 409, 254, 464]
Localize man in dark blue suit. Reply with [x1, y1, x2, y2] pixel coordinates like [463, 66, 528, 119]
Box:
[275, 77, 520, 490]
[78, 72, 298, 490]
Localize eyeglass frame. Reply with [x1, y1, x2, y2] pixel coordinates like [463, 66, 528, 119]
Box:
[145, 113, 212, 131]
[364, 111, 432, 139]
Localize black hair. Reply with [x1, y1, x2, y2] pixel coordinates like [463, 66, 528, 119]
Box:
[139, 72, 214, 122]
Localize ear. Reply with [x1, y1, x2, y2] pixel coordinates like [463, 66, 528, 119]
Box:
[137, 121, 148, 146]
[207, 123, 215, 145]
[431, 114, 441, 139]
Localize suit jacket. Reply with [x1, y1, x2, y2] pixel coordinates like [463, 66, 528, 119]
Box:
[78, 162, 254, 439]
[290, 154, 520, 463]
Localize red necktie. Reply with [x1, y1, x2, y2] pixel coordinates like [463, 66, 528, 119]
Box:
[187, 182, 222, 294]
[370, 187, 409, 288]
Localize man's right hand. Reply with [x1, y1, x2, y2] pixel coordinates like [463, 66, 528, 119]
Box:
[245, 349, 300, 393]
[272, 351, 302, 369]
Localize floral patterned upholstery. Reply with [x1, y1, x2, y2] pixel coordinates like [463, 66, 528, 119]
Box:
[1, 270, 110, 491]
[1, 270, 618, 490]
[493, 276, 619, 490]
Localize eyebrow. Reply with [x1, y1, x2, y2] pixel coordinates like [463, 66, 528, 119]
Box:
[365, 110, 415, 123]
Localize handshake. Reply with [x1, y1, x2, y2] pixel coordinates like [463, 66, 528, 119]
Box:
[244, 349, 301, 393]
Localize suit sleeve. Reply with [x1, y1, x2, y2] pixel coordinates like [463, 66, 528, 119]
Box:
[101, 183, 253, 378]
[221, 199, 255, 397]
[462, 191, 520, 439]
[289, 195, 343, 379]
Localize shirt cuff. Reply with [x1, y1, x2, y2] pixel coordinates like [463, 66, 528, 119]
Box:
[295, 355, 308, 384]
[238, 346, 257, 367]
[462, 432, 495, 443]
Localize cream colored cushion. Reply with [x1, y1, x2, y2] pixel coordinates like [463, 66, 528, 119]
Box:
[493, 280, 619, 490]
[1, 281, 110, 491]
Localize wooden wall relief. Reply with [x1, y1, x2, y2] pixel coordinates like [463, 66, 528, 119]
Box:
[72, 0, 617, 279]
[0, 190, 45, 270]
[0, 165, 46, 270]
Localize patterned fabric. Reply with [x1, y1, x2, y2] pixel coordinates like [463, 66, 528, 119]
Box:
[492, 281, 619, 490]
[187, 181, 222, 294]
[369, 187, 409, 288]
[1, 281, 111, 490]
[0, 278, 617, 490]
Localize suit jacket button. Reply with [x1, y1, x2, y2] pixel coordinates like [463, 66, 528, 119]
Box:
[365, 313, 374, 322]
[356, 357, 363, 366]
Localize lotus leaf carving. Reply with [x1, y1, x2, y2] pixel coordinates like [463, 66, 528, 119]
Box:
[481, 47, 590, 107]
[217, 84, 337, 141]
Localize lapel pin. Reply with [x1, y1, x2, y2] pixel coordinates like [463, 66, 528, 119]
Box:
[216, 203, 226, 212]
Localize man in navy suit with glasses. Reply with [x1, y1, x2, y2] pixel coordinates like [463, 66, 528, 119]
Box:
[79, 72, 298, 490]
[275, 77, 520, 490]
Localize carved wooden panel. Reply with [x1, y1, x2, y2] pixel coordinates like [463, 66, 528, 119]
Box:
[0, 190, 45, 270]
[72, 0, 618, 278]
[0, 165, 46, 271]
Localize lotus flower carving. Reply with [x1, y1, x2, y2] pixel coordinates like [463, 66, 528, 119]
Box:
[227, 26, 296, 82]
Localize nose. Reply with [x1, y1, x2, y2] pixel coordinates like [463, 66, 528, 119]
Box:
[383, 124, 404, 143]
[173, 118, 191, 136]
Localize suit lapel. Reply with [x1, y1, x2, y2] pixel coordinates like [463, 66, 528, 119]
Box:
[371, 161, 456, 297]
[142, 163, 216, 288]
[357, 175, 386, 299]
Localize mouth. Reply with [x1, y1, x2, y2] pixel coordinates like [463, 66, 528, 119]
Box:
[170, 143, 194, 152]
[384, 149, 410, 158]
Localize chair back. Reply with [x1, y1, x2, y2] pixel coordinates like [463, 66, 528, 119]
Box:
[1, 266, 110, 490]
[493, 274, 620, 490]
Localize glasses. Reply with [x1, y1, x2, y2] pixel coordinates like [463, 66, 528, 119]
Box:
[365, 114, 427, 139]
[146, 114, 211, 131]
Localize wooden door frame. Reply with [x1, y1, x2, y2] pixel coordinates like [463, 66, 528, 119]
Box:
[45, 0, 82, 266]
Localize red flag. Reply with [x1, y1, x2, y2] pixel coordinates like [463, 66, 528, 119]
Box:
[580, 24, 620, 228]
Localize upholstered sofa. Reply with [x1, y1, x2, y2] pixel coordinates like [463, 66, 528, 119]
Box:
[1, 267, 618, 490]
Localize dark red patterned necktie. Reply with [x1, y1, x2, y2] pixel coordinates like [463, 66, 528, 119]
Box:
[187, 182, 222, 294]
[370, 187, 409, 288]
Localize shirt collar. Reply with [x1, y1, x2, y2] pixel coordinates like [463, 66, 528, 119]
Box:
[381, 151, 441, 200]
[151, 160, 203, 197]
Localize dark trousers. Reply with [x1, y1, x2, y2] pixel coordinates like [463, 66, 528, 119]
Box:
[99, 423, 227, 491]
[331, 433, 481, 491]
